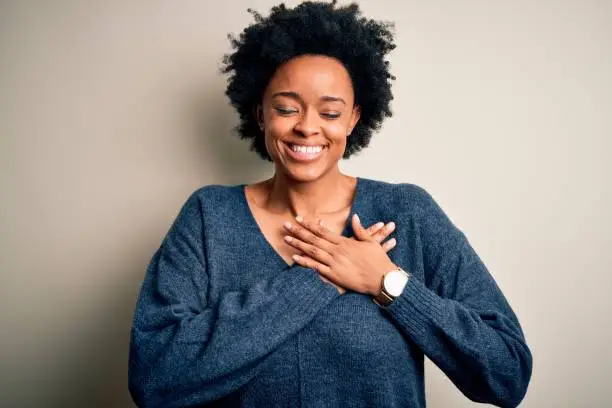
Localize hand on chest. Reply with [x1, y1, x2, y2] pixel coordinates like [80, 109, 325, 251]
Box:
[252, 207, 350, 267]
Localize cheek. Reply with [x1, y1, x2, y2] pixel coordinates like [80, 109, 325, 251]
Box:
[266, 116, 295, 138]
[323, 122, 350, 145]
[263, 118, 292, 159]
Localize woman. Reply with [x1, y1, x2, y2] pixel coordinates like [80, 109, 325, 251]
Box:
[128, 2, 533, 407]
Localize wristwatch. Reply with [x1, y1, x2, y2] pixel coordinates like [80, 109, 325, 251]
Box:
[373, 267, 410, 307]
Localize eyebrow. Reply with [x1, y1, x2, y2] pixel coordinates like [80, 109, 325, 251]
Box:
[271, 91, 346, 105]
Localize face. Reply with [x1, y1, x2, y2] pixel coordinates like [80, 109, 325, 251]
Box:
[258, 55, 361, 183]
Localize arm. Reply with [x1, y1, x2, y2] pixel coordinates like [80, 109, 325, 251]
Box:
[384, 186, 533, 408]
[128, 191, 340, 408]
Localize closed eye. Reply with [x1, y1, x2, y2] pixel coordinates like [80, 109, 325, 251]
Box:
[274, 106, 298, 116]
[321, 112, 341, 119]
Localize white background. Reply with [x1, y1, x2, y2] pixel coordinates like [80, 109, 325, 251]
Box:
[1, 1, 610, 406]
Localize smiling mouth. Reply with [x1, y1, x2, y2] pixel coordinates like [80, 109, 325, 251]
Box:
[283, 142, 327, 162]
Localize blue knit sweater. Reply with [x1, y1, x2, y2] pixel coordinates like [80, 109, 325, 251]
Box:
[128, 177, 532, 408]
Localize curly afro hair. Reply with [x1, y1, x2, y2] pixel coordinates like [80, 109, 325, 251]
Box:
[221, 0, 396, 161]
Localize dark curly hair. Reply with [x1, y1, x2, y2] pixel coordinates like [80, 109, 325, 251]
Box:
[221, 0, 396, 161]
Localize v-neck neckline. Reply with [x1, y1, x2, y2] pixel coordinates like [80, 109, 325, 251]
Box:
[238, 177, 363, 269]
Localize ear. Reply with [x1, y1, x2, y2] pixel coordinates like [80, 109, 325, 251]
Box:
[348, 105, 361, 136]
[254, 105, 264, 131]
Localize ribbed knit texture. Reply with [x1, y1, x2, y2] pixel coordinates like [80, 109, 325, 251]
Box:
[128, 177, 532, 408]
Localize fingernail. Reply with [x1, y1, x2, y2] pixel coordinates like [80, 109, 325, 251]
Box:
[354, 214, 360, 224]
[389, 238, 396, 246]
[387, 222, 395, 231]
[375, 222, 384, 229]
[295, 215, 303, 223]
[284, 235, 293, 242]
[292, 254, 301, 261]
[284, 222, 292, 230]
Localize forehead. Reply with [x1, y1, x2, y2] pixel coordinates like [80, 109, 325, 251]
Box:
[264, 55, 354, 100]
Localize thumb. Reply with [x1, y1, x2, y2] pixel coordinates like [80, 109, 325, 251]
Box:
[352, 214, 371, 241]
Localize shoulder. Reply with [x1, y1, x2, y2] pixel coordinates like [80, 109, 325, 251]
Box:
[189, 183, 241, 203]
[359, 177, 439, 215]
[182, 183, 246, 207]
[174, 183, 244, 222]
[359, 177, 462, 238]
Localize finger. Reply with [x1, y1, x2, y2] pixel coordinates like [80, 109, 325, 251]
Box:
[381, 237, 397, 252]
[366, 222, 385, 235]
[285, 219, 336, 252]
[292, 254, 332, 276]
[284, 235, 334, 265]
[351, 214, 372, 242]
[371, 222, 396, 243]
[295, 216, 342, 245]
[346, 221, 383, 243]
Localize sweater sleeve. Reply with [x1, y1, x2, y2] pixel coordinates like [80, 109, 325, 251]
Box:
[128, 191, 340, 408]
[384, 186, 533, 408]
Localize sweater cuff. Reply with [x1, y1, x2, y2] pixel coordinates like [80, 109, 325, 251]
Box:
[384, 276, 444, 338]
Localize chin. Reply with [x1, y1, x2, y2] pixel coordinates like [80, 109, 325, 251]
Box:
[275, 160, 334, 184]
[280, 166, 325, 183]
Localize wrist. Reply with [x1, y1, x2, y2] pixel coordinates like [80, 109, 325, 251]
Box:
[370, 262, 399, 296]
[372, 266, 410, 307]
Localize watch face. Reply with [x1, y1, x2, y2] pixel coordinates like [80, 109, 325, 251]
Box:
[384, 270, 409, 297]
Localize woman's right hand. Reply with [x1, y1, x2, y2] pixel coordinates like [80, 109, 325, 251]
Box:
[319, 221, 396, 294]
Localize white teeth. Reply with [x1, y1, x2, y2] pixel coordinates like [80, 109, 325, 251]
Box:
[290, 144, 323, 154]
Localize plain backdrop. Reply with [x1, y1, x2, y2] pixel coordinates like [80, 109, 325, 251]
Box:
[1, 1, 611, 407]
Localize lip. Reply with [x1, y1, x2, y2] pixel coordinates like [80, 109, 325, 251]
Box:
[283, 141, 327, 163]
[284, 141, 328, 147]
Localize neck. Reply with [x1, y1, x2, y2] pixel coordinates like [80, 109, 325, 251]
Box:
[263, 169, 356, 218]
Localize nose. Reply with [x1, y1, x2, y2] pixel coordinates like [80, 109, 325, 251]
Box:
[293, 108, 320, 137]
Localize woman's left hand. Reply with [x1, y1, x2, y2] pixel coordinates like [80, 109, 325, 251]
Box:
[284, 214, 398, 296]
